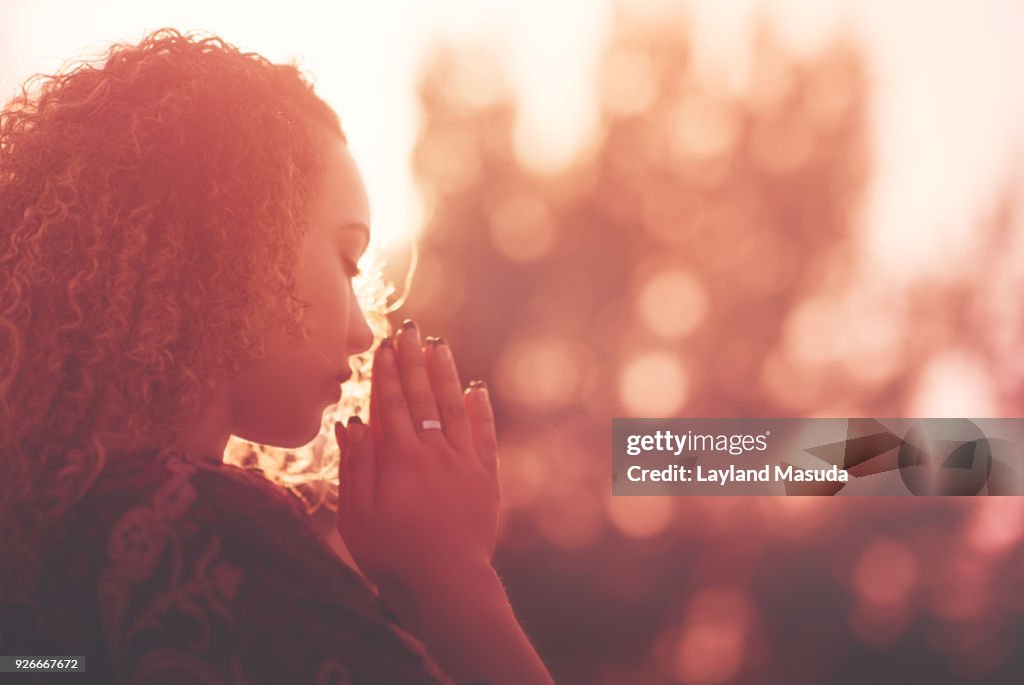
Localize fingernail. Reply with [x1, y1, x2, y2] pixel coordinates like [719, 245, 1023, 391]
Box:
[434, 337, 450, 362]
[401, 319, 417, 333]
[347, 415, 366, 443]
[378, 337, 395, 361]
[472, 381, 489, 402]
[424, 335, 437, 346]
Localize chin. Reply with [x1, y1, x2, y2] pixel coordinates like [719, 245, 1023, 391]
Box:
[243, 410, 327, 450]
[281, 419, 328, 449]
[305, 405, 334, 443]
[237, 384, 334, 447]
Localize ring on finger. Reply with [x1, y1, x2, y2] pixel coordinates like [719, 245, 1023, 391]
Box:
[417, 419, 443, 432]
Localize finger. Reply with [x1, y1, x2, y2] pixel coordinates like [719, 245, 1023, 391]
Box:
[425, 337, 475, 457]
[465, 381, 499, 473]
[368, 356, 384, 446]
[335, 420, 349, 512]
[368, 347, 386, 447]
[369, 337, 418, 446]
[340, 416, 376, 516]
[395, 320, 442, 444]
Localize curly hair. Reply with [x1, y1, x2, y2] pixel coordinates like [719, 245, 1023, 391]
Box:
[0, 28, 349, 599]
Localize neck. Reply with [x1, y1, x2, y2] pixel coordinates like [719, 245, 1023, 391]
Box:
[176, 382, 233, 462]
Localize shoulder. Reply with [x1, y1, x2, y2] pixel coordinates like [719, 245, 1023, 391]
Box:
[90, 448, 456, 685]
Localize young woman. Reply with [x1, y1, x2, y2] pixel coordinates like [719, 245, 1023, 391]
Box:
[0, 28, 555, 685]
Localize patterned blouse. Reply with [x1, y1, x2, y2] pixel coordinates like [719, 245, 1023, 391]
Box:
[0, 447, 483, 684]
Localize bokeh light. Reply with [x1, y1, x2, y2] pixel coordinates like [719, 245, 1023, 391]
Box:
[618, 351, 689, 416]
[635, 267, 708, 340]
[674, 586, 755, 684]
[7, 0, 1024, 682]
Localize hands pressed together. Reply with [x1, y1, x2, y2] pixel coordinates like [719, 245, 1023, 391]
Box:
[333, 319, 501, 596]
[331, 320, 555, 685]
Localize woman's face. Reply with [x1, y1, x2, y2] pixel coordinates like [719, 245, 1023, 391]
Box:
[228, 130, 375, 448]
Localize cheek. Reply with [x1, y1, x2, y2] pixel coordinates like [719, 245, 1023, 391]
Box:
[259, 347, 335, 431]
[294, 256, 351, 360]
[229, 342, 336, 446]
[302, 287, 352, 365]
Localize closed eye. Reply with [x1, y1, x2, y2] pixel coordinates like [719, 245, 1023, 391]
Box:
[341, 255, 362, 279]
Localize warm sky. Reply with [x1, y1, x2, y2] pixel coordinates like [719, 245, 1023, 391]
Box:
[2, 0, 1022, 284]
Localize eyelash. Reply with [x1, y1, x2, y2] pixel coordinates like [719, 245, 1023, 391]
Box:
[342, 256, 362, 279]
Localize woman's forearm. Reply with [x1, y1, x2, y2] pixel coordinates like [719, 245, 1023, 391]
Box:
[409, 561, 556, 685]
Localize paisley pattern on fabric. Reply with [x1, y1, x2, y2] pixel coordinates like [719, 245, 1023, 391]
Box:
[0, 447, 466, 685]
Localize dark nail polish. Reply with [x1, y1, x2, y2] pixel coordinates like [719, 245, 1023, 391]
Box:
[424, 336, 437, 346]
[434, 336, 447, 347]
[380, 337, 394, 349]
[347, 415, 366, 443]
[401, 319, 417, 332]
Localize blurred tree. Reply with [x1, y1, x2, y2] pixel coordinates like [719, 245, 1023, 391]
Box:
[408, 11, 870, 421]
[401, 4, 1024, 685]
